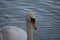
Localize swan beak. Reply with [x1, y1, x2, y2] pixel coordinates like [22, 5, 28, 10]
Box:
[31, 17, 37, 30]
[32, 22, 37, 30]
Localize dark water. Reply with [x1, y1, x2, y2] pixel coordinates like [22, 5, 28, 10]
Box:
[0, 0, 60, 40]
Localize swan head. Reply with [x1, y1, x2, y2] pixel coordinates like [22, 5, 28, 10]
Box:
[26, 12, 37, 30]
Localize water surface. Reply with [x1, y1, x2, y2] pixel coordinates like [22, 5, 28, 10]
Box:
[0, 0, 60, 40]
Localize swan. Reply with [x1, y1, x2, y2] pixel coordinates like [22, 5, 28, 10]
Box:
[0, 12, 37, 40]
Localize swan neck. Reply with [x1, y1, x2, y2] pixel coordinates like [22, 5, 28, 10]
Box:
[26, 19, 33, 40]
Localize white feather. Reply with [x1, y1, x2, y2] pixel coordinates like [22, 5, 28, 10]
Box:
[0, 26, 27, 40]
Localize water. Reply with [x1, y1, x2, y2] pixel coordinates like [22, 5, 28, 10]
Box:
[0, 0, 60, 40]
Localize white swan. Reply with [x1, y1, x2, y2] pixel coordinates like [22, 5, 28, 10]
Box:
[0, 12, 37, 40]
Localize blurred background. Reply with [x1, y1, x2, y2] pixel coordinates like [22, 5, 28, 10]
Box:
[0, 0, 60, 40]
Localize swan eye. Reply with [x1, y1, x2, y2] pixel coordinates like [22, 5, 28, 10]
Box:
[30, 17, 35, 22]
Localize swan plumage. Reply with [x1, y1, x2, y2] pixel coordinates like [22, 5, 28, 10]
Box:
[0, 26, 27, 40]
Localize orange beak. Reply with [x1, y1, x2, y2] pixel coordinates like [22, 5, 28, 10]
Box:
[32, 21, 37, 30]
[30, 17, 37, 30]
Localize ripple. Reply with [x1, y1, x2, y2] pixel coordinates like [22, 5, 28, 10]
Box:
[0, 0, 60, 40]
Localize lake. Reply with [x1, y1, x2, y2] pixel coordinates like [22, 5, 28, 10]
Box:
[0, 0, 60, 40]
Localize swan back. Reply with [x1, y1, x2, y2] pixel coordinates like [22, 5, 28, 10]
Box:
[0, 26, 27, 40]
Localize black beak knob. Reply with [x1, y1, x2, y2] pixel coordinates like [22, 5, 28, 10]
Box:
[34, 27, 37, 30]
